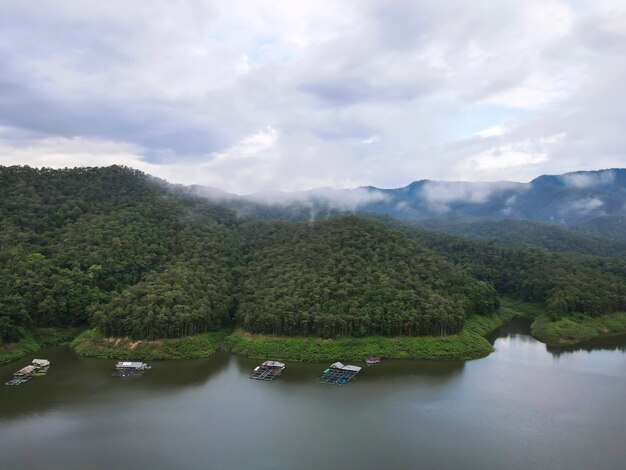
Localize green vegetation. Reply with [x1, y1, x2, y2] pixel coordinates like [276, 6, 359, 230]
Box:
[71, 328, 232, 360]
[531, 313, 626, 346]
[238, 218, 498, 338]
[420, 217, 626, 257]
[0, 328, 82, 365]
[0, 333, 40, 365]
[0, 165, 240, 345]
[2, 166, 626, 363]
[377, 216, 626, 318]
[223, 312, 516, 362]
[495, 297, 626, 346]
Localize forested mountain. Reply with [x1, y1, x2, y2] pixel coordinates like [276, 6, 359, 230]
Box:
[418, 217, 626, 257]
[0, 166, 241, 343]
[194, 168, 626, 227]
[1, 166, 626, 346]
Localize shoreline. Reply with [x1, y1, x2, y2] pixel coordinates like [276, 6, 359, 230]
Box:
[3, 304, 626, 364]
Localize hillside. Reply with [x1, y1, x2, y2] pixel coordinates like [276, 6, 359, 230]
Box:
[374, 216, 626, 318]
[237, 217, 498, 337]
[0, 166, 241, 344]
[2, 166, 626, 355]
[419, 217, 626, 257]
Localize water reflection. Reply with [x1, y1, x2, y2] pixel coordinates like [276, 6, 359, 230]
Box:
[0, 347, 229, 420]
[547, 334, 626, 357]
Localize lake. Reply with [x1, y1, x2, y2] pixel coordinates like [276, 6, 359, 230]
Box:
[1, 320, 625, 469]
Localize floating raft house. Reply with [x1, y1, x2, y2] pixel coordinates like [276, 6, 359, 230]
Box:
[316, 362, 362, 385]
[5, 359, 50, 386]
[250, 361, 285, 381]
[14, 365, 36, 377]
[365, 356, 381, 366]
[5, 365, 35, 386]
[113, 361, 151, 377]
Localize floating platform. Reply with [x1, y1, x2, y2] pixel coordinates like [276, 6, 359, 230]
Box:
[4, 359, 51, 386]
[315, 362, 362, 385]
[250, 361, 285, 381]
[113, 361, 151, 377]
[5, 376, 31, 386]
[365, 356, 381, 366]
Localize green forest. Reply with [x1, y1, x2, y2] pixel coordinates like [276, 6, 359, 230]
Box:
[1, 166, 625, 347]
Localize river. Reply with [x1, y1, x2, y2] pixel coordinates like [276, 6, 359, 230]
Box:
[1, 319, 625, 469]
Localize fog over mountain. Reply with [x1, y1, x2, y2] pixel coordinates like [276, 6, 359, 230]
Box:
[187, 168, 626, 226]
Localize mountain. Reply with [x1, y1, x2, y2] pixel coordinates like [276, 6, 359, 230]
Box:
[191, 168, 626, 227]
[0, 166, 494, 342]
[2, 165, 625, 346]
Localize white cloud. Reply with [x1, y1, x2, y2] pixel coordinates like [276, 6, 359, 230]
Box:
[0, 0, 625, 191]
[560, 171, 615, 188]
[566, 197, 605, 214]
[244, 186, 389, 210]
[475, 125, 507, 138]
[420, 181, 520, 211]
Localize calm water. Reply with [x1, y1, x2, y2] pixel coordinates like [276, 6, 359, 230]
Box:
[1, 320, 625, 470]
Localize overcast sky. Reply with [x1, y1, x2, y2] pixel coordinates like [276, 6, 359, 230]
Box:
[0, 0, 625, 193]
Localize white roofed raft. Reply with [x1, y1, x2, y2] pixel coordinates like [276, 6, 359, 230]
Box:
[113, 361, 152, 377]
[316, 362, 362, 384]
[250, 360, 286, 381]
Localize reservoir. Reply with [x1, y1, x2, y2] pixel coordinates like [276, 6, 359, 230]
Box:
[1, 320, 625, 469]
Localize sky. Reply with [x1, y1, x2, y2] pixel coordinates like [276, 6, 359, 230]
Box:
[0, 0, 625, 194]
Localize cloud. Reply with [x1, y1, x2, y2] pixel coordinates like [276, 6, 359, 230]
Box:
[243, 187, 389, 210]
[420, 180, 521, 211]
[0, 0, 625, 192]
[565, 197, 605, 215]
[560, 171, 615, 188]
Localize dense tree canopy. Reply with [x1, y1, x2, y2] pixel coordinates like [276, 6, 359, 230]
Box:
[380, 217, 626, 319]
[0, 166, 239, 343]
[1, 166, 625, 344]
[237, 218, 498, 337]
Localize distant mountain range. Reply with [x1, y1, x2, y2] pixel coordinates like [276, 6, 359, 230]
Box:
[189, 169, 626, 236]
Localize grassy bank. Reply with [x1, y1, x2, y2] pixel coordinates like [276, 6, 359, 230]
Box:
[0, 328, 83, 365]
[71, 328, 232, 360]
[531, 313, 626, 346]
[0, 333, 40, 365]
[222, 311, 517, 363]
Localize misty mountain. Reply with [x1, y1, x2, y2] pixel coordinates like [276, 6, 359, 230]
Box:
[191, 169, 626, 228]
